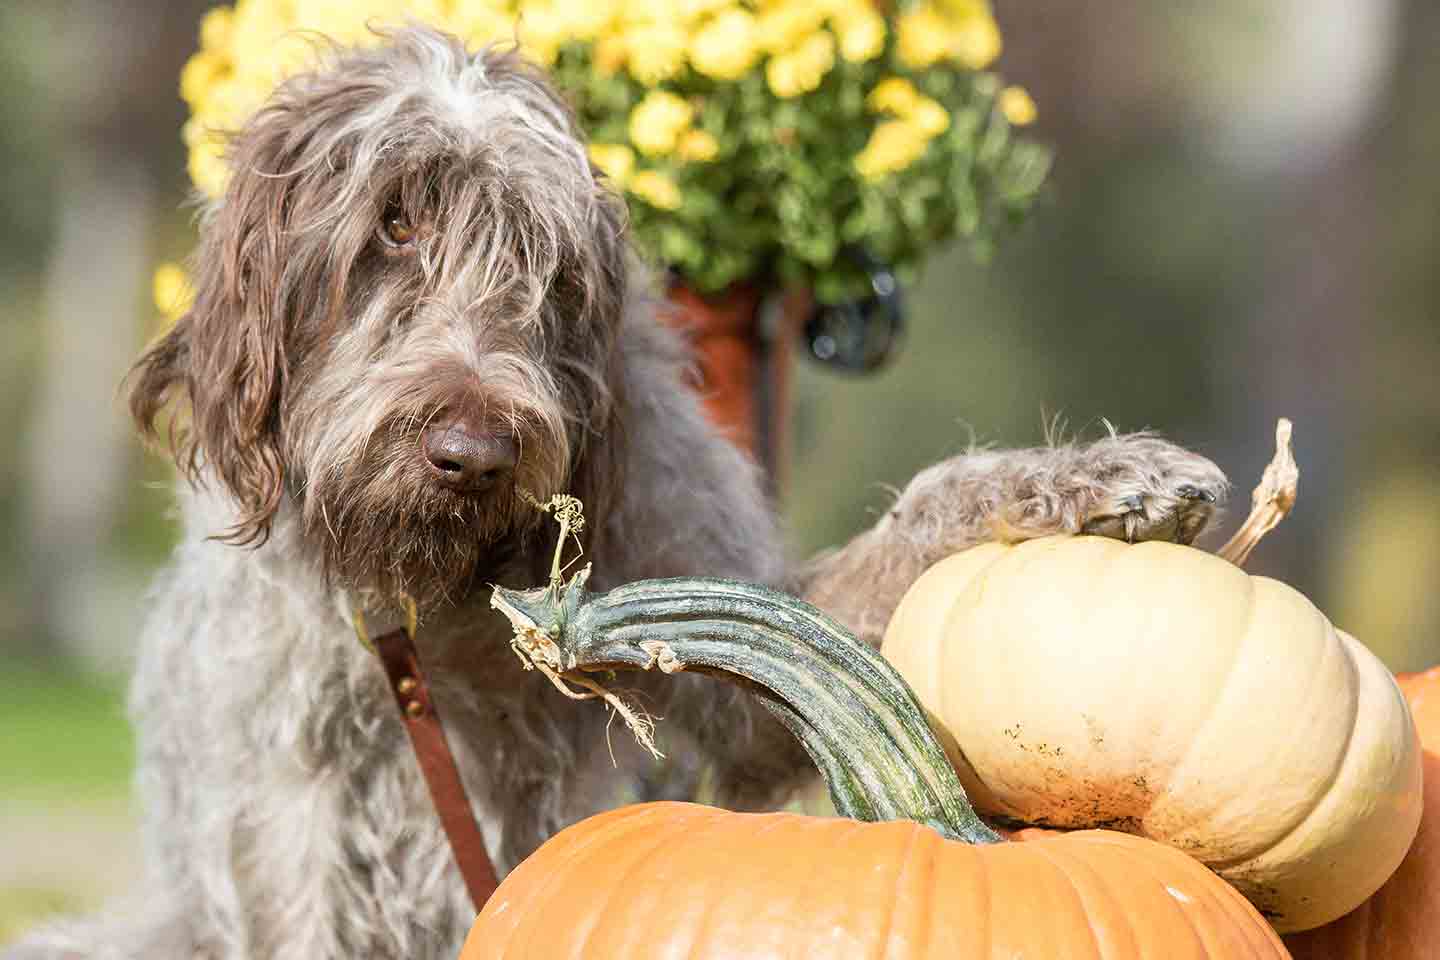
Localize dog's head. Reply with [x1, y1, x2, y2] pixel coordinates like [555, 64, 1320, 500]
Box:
[131, 27, 630, 603]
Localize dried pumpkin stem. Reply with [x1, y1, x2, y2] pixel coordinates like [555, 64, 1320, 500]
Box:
[492, 566, 1001, 846]
[1218, 418, 1299, 567]
[508, 615, 662, 760]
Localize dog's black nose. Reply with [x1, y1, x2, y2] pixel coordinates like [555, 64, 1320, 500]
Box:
[422, 421, 518, 492]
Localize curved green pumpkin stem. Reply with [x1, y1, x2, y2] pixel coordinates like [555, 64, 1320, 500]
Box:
[492, 567, 1000, 845]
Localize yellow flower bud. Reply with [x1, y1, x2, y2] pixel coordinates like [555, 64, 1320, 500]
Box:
[855, 119, 929, 180]
[588, 142, 636, 185]
[951, 13, 1001, 69]
[676, 0, 732, 20]
[998, 85, 1037, 125]
[676, 129, 719, 162]
[153, 263, 196, 322]
[834, 8, 884, 63]
[179, 51, 227, 108]
[909, 96, 951, 137]
[628, 90, 695, 156]
[688, 9, 759, 81]
[199, 7, 235, 54]
[765, 31, 834, 98]
[515, 5, 565, 65]
[628, 170, 683, 209]
[592, 33, 628, 75]
[624, 22, 688, 84]
[934, 0, 992, 20]
[447, 5, 518, 47]
[755, 3, 827, 55]
[896, 5, 951, 69]
[622, 0, 674, 25]
[189, 139, 231, 199]
[866, 77, 920, 116]
[551, 0, 616, 41]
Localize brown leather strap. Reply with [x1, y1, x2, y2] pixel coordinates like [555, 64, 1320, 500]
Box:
[374, 626, 499, 909]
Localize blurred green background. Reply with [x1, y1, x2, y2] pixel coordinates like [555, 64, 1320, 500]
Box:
[3, 0, 1439, 939]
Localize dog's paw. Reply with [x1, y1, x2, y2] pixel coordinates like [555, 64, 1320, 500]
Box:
[1077, 440, 1228, 545]
[1080, 483, 1220, 544]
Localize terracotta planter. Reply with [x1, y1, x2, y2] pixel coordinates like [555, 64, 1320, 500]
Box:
[662, 283, 810, 493]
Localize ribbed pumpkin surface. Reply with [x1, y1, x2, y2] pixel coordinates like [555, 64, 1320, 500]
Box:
[881, 535, 1422, 931]
[462, 801, 1288, 959]
[1285, 666, 1440, 959]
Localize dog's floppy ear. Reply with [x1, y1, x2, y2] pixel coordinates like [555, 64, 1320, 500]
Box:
[129, 105, 299, 546]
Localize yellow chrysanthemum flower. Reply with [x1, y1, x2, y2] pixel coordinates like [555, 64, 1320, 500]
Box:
[951, 12, 1001, 69]
[514, 4, 566, 65]
[174, 0, 1034, 256]
[866, 77, 950, 151]
[588, 142, 636, 184]
[833, 7, 884, 63]
[628, 90, 695, 156]
[621, 0, 677, 25]
[896, 5, 951, 69]
[765, 30, 834, 98]
[855, 119, 929, 180]
[755, 2, 827, 55]
[188, 138, 231, 198]
[628, 169, 682, 209]
[908, 96, 951, 136]
[676, 128, 719, 162]
[448, 5, 520, 48]
[591, 33, 628, 74]
[624, 21, 689, 84]
[934, 0, 992, 20]
[200, 6, 235, 54]
[688, 8, 759, 81]
[153, 262, 197, 324]
[866, 76, 920, 115]
[292, 0, 447, 46]
[675, 0, 732, 21]
[998, 85, 1037, 125]
[180, 51, 228, 107]
[549, 0, 618, 41]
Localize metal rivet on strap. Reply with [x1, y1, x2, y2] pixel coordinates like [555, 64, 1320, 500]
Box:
[397, 677, 418, 696]
[405, 700, 425, 719]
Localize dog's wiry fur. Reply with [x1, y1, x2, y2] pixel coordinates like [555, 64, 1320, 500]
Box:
[802, 431, 1231, 646]
[9, 27, 1228, 960]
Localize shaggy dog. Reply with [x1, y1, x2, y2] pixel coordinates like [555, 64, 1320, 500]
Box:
[11, 26, 1227, 960]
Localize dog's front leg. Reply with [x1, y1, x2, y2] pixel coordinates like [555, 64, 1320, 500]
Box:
[213, 738, 477, 960]
[799, 432, 1229, 648]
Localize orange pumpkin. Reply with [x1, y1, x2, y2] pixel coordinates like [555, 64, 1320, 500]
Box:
[464, 801, 1289, 958]
[1285, 666, 1440, 959]
[474, 570, 1290, 959]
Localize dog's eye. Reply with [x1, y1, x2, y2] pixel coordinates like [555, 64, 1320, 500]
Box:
[380, 210, 417, 248]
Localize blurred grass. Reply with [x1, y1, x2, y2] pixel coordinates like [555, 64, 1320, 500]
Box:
[0, 888, 90, 945]
[1, 666, 135, 942]
[1, 665, 133, 799]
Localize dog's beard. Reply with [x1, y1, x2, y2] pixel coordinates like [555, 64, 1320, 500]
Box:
[295, 426, 566, 607]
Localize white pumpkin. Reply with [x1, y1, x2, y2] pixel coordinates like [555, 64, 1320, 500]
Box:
[881, 534, 1423, 933]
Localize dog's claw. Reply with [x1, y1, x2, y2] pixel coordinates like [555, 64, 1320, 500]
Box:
[1082, 486, 1216, 546]
[1177, 484, 1216, 503]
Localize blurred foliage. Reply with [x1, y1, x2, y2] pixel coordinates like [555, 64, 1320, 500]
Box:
[0, 7, 58, 276]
